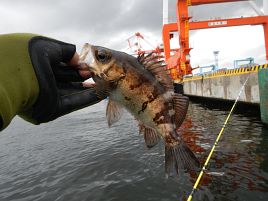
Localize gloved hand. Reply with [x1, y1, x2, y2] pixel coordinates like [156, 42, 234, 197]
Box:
[26, 36, 103, 123]
[0, 34, 103, 131]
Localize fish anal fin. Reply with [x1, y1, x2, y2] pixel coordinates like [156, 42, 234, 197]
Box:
[106, 99, 123, 127]
[172, 94, 189, 129]
[165, 140, 200, 176]
[143, 127, 160, 148]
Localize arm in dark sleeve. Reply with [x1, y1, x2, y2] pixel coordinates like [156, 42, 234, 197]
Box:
[0, 116, 3, 130]
[22, 36, 104, 124]
[0, 34, 104, 131]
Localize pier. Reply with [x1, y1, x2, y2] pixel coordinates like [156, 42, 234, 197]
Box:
[183, 65, 267, 104]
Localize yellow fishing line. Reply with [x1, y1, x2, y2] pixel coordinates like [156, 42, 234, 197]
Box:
[186, 76, 249, 201]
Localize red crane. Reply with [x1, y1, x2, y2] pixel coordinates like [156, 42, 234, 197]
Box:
[126, 32, 162, 55]
[126, 32, 179, 59]
[162, 0, 268, 81]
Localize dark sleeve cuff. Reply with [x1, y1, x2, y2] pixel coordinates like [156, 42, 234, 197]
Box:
[61, 43, 76, 63]
[0, 115, 3, 131]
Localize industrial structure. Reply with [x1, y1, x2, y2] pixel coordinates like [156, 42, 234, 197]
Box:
[161, 0, 268, 124]
[162, 0, 268, 80]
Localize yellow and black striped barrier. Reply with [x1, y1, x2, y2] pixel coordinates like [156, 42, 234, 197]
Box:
[183, 64, 268, 82]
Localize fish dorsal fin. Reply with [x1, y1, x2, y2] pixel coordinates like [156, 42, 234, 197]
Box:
[106, 99, 124, 127]
[137, 53, 173, 91]
[172, 93, 189, 129]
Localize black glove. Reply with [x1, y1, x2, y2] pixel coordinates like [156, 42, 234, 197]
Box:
[28, 36, 103, 124]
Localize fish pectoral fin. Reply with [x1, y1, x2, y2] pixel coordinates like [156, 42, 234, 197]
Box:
[165, 141, 200, 177]
[143, 127, 160, 148]
[172, 94, 189, 129]
[106, 99, 124, 127]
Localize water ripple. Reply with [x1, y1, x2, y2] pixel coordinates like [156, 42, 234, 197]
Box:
[0, 101, 267, 201]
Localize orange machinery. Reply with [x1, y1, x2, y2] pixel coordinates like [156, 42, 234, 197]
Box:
[162, 0, 268, 81]
[127, 32, 179, 58]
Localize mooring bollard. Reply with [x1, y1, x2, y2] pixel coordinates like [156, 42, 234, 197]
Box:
[258, 68, 268, 125]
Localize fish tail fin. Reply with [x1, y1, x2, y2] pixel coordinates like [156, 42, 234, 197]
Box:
[165, 141, 200, 176]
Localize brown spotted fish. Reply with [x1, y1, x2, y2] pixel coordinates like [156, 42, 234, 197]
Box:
[79, 43, 200, 175]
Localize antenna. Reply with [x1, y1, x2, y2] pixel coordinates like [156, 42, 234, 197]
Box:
[264, 0, 268, 15]
[213, 51, 220, 70]
[163, 0, 169, 25]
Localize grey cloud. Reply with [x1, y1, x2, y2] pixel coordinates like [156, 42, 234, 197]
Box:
[0, 0, 263, 52]
[190, 1, 262, 21]
[0, 0, 164, 49]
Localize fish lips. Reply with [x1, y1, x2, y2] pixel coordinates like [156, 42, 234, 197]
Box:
[85, 47, 96, 71]
[80, 43, 97, 73]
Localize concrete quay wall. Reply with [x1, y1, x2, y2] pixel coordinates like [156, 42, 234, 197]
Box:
[183, 72, 260, 104]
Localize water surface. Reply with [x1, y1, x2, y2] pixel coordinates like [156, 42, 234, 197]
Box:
[0, 101, 267, 201]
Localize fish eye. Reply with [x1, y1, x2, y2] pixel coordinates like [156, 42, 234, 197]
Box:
[95, 49, 111, 63]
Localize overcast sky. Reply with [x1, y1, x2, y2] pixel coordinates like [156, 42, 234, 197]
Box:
[0, 0, 266, 70]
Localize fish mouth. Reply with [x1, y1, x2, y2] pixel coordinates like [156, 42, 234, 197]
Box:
[79, 43, 98, 74]
[84, 44, 96, 70]
[87, 65, 97, 74]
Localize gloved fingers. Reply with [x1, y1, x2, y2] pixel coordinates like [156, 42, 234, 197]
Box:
[57, 87, 105, 117]
[53, 63, 85, 82]
[57, 82, 85, 96]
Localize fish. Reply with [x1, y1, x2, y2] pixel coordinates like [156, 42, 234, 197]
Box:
[79, 43, 200, 175]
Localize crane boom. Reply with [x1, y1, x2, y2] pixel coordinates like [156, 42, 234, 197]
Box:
[162, 0, 268, 81]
